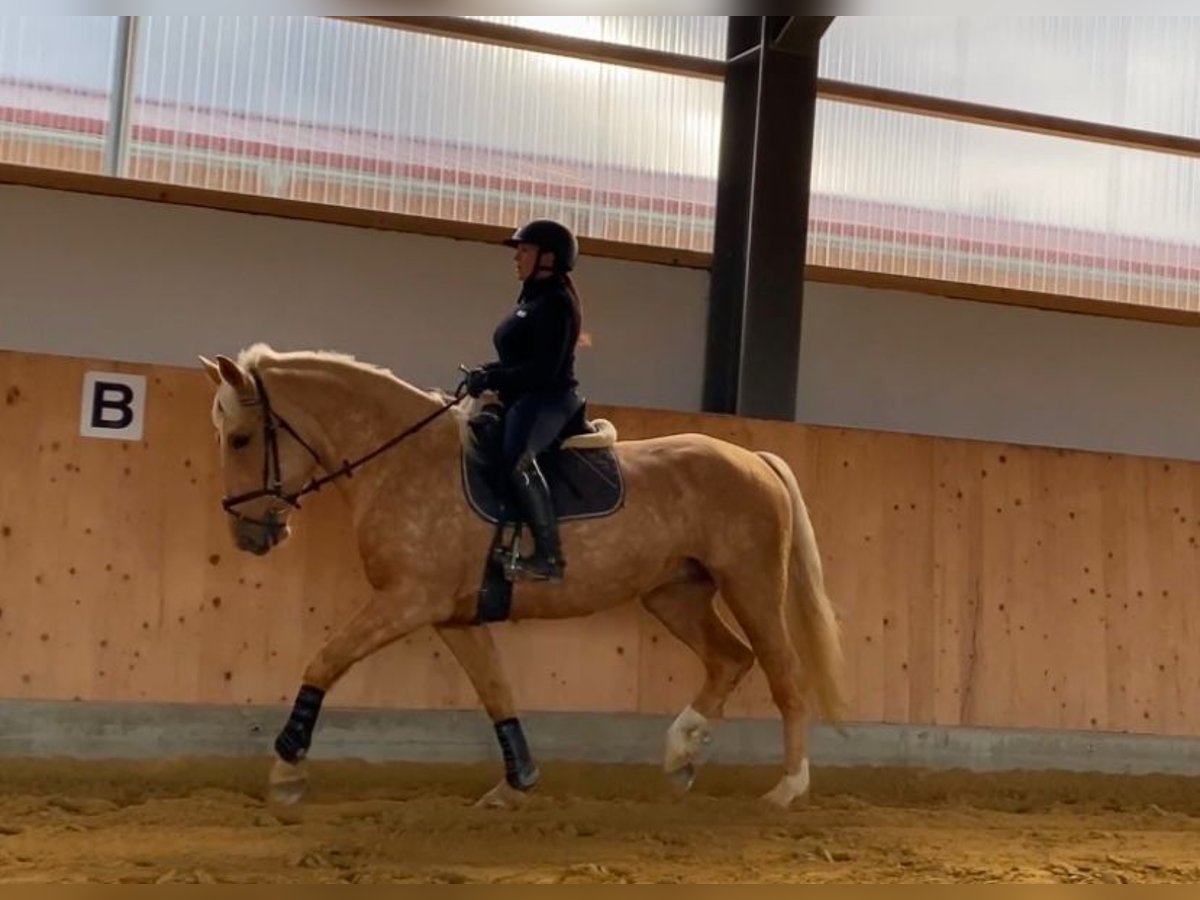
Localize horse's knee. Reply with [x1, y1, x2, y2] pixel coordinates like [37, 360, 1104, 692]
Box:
[301, 658, 336, 690]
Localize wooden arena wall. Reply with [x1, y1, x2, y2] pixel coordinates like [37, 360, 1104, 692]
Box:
[1, 348, 1197, 739]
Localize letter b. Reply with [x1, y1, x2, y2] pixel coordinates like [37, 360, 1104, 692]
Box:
[80, 372, 146, 442]
[91, 382, 134, 430]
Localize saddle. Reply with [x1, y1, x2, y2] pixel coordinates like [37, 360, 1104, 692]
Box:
[458, 396, 624, 624]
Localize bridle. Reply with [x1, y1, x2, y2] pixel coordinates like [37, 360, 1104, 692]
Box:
[221, 369, 466, 534]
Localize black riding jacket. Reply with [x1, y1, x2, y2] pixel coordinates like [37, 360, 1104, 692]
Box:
[485, 275, 580, 405]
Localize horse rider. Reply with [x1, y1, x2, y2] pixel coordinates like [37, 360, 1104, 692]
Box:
[463, 218, 587, 583]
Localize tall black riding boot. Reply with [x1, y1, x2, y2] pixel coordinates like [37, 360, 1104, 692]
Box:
[508, 455, 565, 582]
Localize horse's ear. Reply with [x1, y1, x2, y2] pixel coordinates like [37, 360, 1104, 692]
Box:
[199, 355, 222, 386]
[215, 354, 250, 393]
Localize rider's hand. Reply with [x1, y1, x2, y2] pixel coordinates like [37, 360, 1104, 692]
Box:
[465, 367, 492, 398]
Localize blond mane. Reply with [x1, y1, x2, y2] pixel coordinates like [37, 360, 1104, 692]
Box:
[236, 342, 447, 403]
[233, 343, 615, 451]
[238, 343, 395, 382]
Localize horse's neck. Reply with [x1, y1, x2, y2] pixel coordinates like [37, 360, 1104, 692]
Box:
[263, 362, 452, 508]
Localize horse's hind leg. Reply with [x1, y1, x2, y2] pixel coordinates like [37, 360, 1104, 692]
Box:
[716, 564, 811, 809]
[435, 623, 538, 810]
[641, 575, 755, 792]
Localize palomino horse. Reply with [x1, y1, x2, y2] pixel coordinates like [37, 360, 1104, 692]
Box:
[200, 344, 846, 810]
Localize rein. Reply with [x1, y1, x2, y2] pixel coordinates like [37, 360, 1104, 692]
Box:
[222, 370, 467, 522]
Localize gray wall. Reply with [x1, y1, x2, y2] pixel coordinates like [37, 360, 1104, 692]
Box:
[3, 182, 1199, 461]
[797, 282, 1200, 461]
[0, 184, 710, 412]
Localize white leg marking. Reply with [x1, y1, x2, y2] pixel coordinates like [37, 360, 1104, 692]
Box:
[663, 704, 711, 773]
[762, 758, 810, 809]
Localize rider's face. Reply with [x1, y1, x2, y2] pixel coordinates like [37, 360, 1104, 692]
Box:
[513, 243, 553, 280]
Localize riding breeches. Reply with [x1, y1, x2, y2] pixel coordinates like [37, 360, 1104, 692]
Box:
[501, 390, 581, 472]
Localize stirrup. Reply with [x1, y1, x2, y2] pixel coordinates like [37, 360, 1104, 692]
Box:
[488, 527, 565, 583]
[504, 553, 565, 583]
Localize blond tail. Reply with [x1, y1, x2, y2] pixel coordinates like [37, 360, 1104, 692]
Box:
[757, 451, 847, 725]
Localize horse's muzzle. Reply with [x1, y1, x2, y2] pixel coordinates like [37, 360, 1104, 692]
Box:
[230, 509, 289, 556]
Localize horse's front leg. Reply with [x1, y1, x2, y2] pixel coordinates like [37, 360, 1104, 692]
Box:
[268, 587, 441, 807]
[435, 623, 539, 809]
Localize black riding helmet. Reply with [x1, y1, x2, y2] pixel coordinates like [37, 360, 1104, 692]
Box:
[503, 218, 579, 274]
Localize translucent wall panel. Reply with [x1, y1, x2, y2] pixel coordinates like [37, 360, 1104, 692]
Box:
[0, 16, 119, 174]
[126, 15, 721, 251]
[823, 17, 1200, 139]
[4, 14, 1194, 316]
[809, 100, 1200, 311]
[464, 16, 728, 60]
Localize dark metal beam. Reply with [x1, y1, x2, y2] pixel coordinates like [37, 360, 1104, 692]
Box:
[702, 17, 824, 421]
[701, 16, 762, 415]
[737, 19, 821, 420]
[771, 16, 836, 52]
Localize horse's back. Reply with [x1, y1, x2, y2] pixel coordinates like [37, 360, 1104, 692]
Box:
[614, 429, 766, 465]
[614, 430, 786, 505]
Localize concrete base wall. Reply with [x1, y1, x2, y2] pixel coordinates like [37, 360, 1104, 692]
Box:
[3, 701, 1199, 778]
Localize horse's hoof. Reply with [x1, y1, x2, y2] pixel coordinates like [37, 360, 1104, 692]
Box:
[761, 783, 795, 809]
[761, 769, 809, 810]
[663, 707, 713, 785]
[474, 780, 531, 810]
[268, 758, 310, 807]
[667, 763, 696, 794]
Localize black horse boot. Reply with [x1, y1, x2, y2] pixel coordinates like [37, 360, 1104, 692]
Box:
[507, 454, 565, 582]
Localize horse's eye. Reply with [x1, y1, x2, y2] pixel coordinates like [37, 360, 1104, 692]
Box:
[230, 434, 251, 450]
